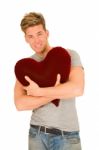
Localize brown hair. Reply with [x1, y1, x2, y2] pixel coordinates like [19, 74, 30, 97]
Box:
[20, 12, 46, 33]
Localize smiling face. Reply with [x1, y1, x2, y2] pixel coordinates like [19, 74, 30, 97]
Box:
[21, 12, 52, 56]
[25, 24, 50, 55]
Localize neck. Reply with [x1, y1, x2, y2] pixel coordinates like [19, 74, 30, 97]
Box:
[37, 44, 52, 58]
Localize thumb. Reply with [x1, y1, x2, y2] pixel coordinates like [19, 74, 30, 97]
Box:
[57, 74, 61, 82]
[55, 74, 61, 86]
[24, 76, 31, 83]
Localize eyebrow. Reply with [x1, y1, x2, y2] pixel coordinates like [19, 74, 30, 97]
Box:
[37, 31, 43, 34]
[26, 30, 43, 36]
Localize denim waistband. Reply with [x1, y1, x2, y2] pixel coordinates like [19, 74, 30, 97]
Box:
[30, 124, 79, 136]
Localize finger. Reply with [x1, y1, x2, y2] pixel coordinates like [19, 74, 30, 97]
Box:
[23, 86, 27, 90]
[55, 74, 61, 85]
[57, 74, 61, 83]
[24, 76, 31, 83]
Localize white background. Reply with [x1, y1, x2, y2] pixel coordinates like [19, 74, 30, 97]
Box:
[0, 0, 99, 150]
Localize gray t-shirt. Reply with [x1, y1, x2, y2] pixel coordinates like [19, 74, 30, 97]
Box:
[30, 49, 83, 131]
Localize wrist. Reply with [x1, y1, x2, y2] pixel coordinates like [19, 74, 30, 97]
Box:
[34, 87, 45, 97]
[37, 86, 56, 97]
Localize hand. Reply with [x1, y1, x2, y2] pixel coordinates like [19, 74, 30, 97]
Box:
[24, 74, 61, 97]
[23, 76, 40, 96]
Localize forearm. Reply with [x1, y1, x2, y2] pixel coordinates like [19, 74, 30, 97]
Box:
[34, 67, 84, 99]
[36, 81, 84, 99]
[14, 95, 53, 111]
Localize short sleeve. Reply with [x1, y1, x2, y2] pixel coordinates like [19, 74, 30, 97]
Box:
[68, 49, 83, 67]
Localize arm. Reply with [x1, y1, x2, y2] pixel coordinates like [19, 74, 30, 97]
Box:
[25, 66, 84, 99]
[39, 66, 84, 99]
[14, 75, 60, 111]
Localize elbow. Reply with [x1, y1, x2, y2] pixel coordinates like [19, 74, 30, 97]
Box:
[15, 106, 24, 111]
[75, 86, 84, 96]
[14, 99, 25, 111]
[15, 103, 23, 111]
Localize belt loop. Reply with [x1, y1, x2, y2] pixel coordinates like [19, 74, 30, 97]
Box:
[44, 126, 49, 134]
[61, 130, 64, 137]
[45, 127, 47, 134]
[38, 126, 41, 135]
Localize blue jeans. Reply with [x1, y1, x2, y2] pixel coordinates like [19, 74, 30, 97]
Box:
[28, 126, 82, 150]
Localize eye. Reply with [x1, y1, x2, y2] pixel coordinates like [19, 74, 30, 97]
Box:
[28, 35, 33, 38]
[37, 32, 43, 36]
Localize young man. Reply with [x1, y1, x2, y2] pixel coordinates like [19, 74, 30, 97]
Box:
[14, 12, 84, 150]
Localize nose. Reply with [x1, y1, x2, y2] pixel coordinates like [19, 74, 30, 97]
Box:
[34, 37, 40, 44]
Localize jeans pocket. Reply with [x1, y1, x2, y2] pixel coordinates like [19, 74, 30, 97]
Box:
[65, 132, 80, 144]
[67, 136, 80, 144]
[29, 127, 38, 138]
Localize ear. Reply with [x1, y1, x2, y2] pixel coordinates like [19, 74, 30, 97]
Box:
[24, 34, 29, 43]
[46, 30, 49, 37]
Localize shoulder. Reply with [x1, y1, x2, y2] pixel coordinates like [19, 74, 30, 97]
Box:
[30, 53, 44, 62]
[66, 48, 83, 67]
[30, 53, 36, 59]
[66, 48, 80, 58]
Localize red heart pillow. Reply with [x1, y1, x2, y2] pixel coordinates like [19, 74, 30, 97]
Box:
[14, 47, 71, 106]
